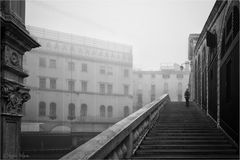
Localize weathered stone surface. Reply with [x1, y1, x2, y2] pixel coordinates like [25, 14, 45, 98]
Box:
[60, 94, 170, 160]
[0, 0, 40, 159]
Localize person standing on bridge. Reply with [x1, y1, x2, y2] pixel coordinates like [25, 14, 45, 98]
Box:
[184, 88, 190, 107]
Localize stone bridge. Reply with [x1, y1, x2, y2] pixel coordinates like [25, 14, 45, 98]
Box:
[60, 94, 239, 159]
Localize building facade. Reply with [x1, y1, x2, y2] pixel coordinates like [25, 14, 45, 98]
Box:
[133, 63, 190, 111]
[22, 26, 133, 133]
[189, 0, 239, 145]
[188, 34, 200, 101]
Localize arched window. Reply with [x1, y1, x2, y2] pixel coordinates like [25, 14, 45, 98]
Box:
[202, 47, 206, 69]
[80, 104, 87, 117]
[124, 106, 129, 117]
[68, 103, 75, 120]
[107, 106, 113, 118]
[39, 101, 46, 116]
[222, 5, 239, 58]
[233, 6, 239, 37]
[100, 105, 105, 117]
[49, 102, 57, 119]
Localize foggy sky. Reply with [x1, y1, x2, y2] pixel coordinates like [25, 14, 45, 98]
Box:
[26, 0, 215, 70]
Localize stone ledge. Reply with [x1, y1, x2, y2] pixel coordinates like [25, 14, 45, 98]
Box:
[60, 94, 169, 160]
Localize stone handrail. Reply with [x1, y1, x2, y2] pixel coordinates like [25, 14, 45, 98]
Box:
[60, 94, 170, 160]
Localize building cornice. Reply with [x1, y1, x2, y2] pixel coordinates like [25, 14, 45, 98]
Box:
[32, 49, 132, 67]
[26, 26, 132, 53]
[28, 86, 133, 99]
[133, 70, 190, 74]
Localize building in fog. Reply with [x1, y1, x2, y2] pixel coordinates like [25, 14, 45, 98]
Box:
[22, 26, 133, 132]
[133, 63, 190, 111]
[188, 0, 239, 144]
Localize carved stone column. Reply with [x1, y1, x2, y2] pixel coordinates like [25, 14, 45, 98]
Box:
[0, 0, 40, 159]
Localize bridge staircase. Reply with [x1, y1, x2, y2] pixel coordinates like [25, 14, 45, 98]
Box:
[132, 102, 239, 159]
[60, 95, 239, 160]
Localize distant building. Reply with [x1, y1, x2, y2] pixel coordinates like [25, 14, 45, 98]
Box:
[133, 63, 190, 111]
[22, 26, 133, 132]
[189, 0, 239, 144]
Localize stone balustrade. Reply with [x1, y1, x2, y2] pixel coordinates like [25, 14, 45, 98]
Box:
[60, 94, 170, 160]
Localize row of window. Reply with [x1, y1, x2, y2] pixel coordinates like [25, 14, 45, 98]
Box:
[39, 77, 130, 95]
[37, 39, 131, 61]
[38, 102, 130, 119]
[139, 82, 182, 94]
[137, 73, 184, 79]
[137, 82, 183, 104]
[38, 57, 130, 77]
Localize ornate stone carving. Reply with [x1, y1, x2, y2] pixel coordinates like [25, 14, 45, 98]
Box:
[1, 80, 30, 115]
[3, 46, 21, 68]
[10, 52, 20, 66]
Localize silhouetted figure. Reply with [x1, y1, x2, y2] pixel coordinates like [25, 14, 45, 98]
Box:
[184, 88, 190, 107]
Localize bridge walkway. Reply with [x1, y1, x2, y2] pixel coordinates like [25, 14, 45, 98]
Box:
[132, 102, 239, 159]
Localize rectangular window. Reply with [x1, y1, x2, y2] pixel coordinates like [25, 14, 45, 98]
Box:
[124, 69, 129, 77]
[50, 78, 57, 89]
[68, 80, 75, 91]
[176, 74, 184, 79]
[164, 83, 168, 93]
[178, 83, 182, 94]
[137, 93, 143, 106]
[82, 63, 88, 72]
[49, 59, 56, 68]
[162, 74, 170, 79]
[151, 84, 155, 94]
[49, 103, 57, 119]
[100, 66, 105, 74]
[68, 62, 75, 71]
[39, 102, 46, 116]
[68, 104, 75, 119]
[151, 94, 155, 101]
[107, 84, 113, 94]
[99, 83, 105, 94]
[39, 57, 46, 67]
[39, 77, 46, 89]
[81, 81, 88, 92]
[124, 85, 129, 95]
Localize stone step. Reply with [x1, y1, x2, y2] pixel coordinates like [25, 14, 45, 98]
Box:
[153, 125, 216, 128]
[147, 132, 223, 136]
[145, 136, 226, 140]
[155, 123, 214, 125]
[151, 127, 218, 130]
[131, 102, 238, 159]
[149, 129, 221, 133]
[139, 144, 234, 150]
[135, 149, 237, 155]
[142, 139, 230, 145]
[132, 154, 239, 159]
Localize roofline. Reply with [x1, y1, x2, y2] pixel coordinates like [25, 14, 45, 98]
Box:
[194, 0, 226, 53]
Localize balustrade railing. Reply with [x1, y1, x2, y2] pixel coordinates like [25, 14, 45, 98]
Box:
[60, 94, 170, 160]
